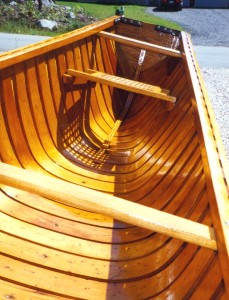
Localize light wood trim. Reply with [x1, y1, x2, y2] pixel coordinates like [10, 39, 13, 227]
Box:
[97, 31, 184, 58]
[67, 68, 176, 102]
[0, 162, 216, 250]
[181, 31, 229, 295]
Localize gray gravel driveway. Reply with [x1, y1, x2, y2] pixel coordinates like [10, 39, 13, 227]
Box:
[147, 8, 229, 46]
[147, 8, 229, 158]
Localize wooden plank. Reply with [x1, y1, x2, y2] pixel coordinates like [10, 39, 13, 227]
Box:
[0, 278, 68, 300]
[0, 162, 217, 250]
[97, 31, 184, 58]
[0, 253, 107, 299]
[67, 68, 176, 102]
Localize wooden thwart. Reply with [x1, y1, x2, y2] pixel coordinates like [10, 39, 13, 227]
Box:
[66, 68, 176, 102]
[0, 162, 217, 250]
[97, 31, 183, 58]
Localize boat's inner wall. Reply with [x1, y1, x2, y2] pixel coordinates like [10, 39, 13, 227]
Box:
[0, 19, 226, 299]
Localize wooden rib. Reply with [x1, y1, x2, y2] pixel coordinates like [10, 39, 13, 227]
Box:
[66, 68, 176, 102]
[0, 207, 218, 287]
[0, 228, 169, 281]
[97, 30, 183, 58]
[0, 278, 68, 300]
[0, 252, 107, 299]
[0, 162, 216, 250]
[0, 220, 219, 299]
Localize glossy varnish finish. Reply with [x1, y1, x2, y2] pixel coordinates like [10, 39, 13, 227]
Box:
[0, 16, 228, 299]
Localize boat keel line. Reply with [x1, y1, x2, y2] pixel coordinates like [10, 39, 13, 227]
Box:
[0, 162, 217, 250]
[93, 49, 146, 160]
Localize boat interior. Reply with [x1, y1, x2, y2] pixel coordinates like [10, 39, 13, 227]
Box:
[0, 16, 228, 299]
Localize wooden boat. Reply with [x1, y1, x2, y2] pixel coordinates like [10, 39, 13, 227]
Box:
[0, 15, 228, 299]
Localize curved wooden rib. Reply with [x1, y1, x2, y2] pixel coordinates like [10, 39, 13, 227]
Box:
[0, 16, 228, 299]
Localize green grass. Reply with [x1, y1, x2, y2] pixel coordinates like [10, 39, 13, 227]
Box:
[57, 2, 182, 30]
[0, 2, 182, 36]
[0, 20, 59, 36]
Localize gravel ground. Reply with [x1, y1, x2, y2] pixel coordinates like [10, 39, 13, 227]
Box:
[202, 67, 229, 157]
[147, 8, 229, 46]
[147, 8, 229, 158]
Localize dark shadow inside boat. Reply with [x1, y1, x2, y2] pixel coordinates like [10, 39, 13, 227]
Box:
[57, 77, 129, 172]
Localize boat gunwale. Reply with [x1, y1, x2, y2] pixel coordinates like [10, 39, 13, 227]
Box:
[181, 31, 229, 296]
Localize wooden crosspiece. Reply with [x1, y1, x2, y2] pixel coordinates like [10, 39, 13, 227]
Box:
[66, 68, 176, 102]
[97, 30, 184, 58]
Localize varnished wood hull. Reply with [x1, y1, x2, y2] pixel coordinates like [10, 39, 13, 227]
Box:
[0, 16, 228, 299]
